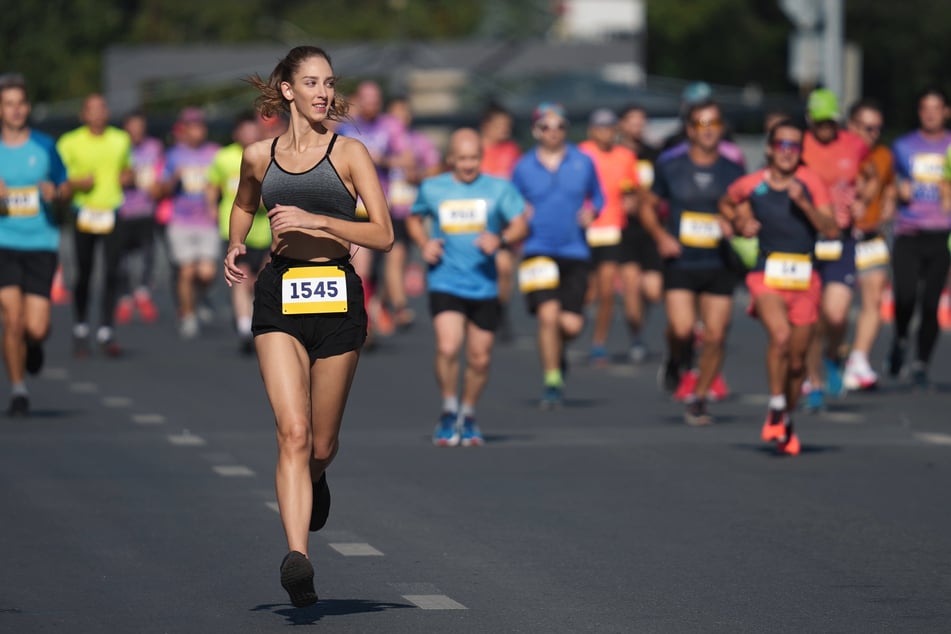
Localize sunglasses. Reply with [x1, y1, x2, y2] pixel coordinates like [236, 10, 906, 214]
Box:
[536, 122, 566, 132]
[771, 139, 802, 152]
[857, 123, 882, 134]
[691, 118, 723, 130]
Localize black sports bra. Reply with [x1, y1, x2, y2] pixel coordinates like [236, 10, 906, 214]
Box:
[259, 134, 358, 221]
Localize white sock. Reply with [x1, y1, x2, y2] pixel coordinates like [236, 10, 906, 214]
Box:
[236, 316, 253, 336]
[73, 323, 90, 338]
[768, 394, 787, 411]
[11, 383, 27, 397]
[96, 326, 113, 343]
[442, 396, 459, 414]
[460, 403, 476, 419]
[848, 350, 868, 366]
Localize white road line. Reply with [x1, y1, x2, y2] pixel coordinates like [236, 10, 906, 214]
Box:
[914, 432, 951, 446]
[69, 382, 98, 394]
[265, 501, 280, 514]
[41, 367, 68, 380]
[168, 433, 207, 446]
[102, 396, 133, 408]
[132, 414, 166, 425]
[328, 542, 384, 557]
[402, 595, 467, 610]
[820, 411, 864, 424]
[213, 465, 255, 477]
[737, 394, 769, 406]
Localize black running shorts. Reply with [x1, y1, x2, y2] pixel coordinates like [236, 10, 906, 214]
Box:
[252, 254, 367, 362]
[0, 248, 58, 298]
[428, 291, 502, 332]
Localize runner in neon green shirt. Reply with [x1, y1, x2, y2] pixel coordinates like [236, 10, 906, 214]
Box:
[56, 93, 132, 357]
[207, 112, 270, 353]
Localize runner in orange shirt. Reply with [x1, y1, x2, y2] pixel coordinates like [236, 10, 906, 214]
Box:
[578, 108, 640, 365]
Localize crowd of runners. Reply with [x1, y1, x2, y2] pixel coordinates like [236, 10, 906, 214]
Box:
[3, 71, 951, 450]
[4, 46, 951, 607]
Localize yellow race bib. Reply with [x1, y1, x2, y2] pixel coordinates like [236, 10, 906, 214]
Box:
[814, 239, 843, 261]
[5, 186, 40, 217]
[281, 266, 348, 314]
[586, 225, 622, 247]
[76, 207, 116, 234]
[678, 211, 721, 248]
[518, 256, 560, 293]
[764, 252, 812, 291]
[438, 199, 488, 234]
[855, 237, 889, 271]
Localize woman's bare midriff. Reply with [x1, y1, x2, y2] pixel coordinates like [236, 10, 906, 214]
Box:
[271, 230, 351, 262]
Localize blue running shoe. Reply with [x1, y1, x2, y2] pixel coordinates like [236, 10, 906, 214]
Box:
[804, 388, 825, 413]
[540, 385, 563, 410]
[432, 411, 460, 447]
[460, 417, 485, 446]
[589, 345, 608, 367]
[823, 357, 844, 397]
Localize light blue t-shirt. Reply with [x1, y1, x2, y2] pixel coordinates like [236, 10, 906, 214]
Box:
[0, 130, 66, 251]
[411, 173, 525, 299]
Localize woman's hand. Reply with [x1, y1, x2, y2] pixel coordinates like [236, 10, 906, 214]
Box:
[223, 243, 247, 287]
[267, 204, 324, 233]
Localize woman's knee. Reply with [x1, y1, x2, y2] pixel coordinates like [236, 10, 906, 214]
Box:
[311, 436, 339, 464]
[276, 417, 311, 455]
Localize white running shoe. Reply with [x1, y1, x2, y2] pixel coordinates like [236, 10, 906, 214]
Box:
[843, 358, 878, 391]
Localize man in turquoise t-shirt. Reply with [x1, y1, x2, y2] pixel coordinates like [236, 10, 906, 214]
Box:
[407, 128, 528, 447]
[56, 93, 132, 357]
[207, 112, 271, 354]
[0, 73, 68, 416]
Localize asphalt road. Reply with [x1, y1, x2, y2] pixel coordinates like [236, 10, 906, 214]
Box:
[1, 278, 950, 633]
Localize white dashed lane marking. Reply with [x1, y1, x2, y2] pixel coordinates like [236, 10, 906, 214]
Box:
[132, 414, 166, 425]
[42, 367, 68, 380]
[102, 396, 133, 408]
[69, 382, 98, 394]
[914, 432, 951, 446]
[265, 501, 280, 514]
[168, 433, 207, 446]
[213, 465, 255, 477]
[328, 543, 384, 557]
[402, 595, 467, 610]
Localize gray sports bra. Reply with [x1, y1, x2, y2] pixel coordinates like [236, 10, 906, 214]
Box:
[260, 134, 358, 221]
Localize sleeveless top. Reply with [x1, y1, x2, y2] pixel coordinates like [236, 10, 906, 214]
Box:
[260, 134, 358, 221]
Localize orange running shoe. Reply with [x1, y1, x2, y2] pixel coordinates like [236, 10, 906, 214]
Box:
[761, 409, 788, 442]
[778, 432, 801, 456]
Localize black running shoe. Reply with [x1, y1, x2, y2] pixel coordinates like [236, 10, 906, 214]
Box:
[684, 399, 713, 426]
[280, 551, 317, 608]
[7, 395, 29, 417]
[309, 472, 331, 532]
[887, 338, 906, 378]
[25, 340, 44, 375]
[658, 358, 681, 393]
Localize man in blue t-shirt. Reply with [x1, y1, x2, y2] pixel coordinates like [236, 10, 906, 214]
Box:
[408, 128, 528, 447]
[0, 74, 68, 416]
[512, 103, 603, 409]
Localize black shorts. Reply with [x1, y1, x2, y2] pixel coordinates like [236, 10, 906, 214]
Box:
[252, 254, 367, 362]
[429, 291, 501, 332]
[391, 217, 409, 245]
[523, 256, 591, 315]
[664, 265, 737, 296]
[0, 248, 58, 298]
[590, 242, 626, 265]
[621, 221, 662, 270]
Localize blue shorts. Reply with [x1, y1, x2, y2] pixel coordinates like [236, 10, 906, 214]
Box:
[817, 235, 857, 288]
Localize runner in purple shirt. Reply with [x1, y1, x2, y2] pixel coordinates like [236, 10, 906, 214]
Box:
[887, 87, 951, 387]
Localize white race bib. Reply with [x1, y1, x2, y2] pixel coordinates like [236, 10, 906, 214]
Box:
[281, 266, 348, 314]
[76, 207, 116, 234]
[814, 239, 843, 261]
[855, 237, 890, 271]
[438, 199, 487, 234]
[388, 179, 418, 207]
[518, 256, 560, 293]
[180, 166, 208, 195]
[135, 165, 155, 191]
[5, 186, 40, 217]
[911, 153, 944, 185]
[586, 225, 622, 247]
[678, 211, 721, 248]
[764, 252, 812, 291]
